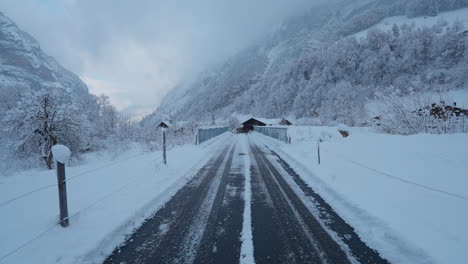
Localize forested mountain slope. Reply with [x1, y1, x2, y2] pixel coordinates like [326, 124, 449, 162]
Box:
[153, 0, 468, 125]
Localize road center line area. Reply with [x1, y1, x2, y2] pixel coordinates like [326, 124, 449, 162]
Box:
[103, 134, 389, 264]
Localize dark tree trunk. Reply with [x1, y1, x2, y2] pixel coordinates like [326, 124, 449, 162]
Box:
[44, 154, 53, 170]
[44, 135, 57, 170]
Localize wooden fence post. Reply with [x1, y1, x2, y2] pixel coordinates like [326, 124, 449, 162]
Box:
[163, 129, 167, 164]
[52, 145, 71, 227]
[317, 141, 321, 165]
[56, 161, 69, 227]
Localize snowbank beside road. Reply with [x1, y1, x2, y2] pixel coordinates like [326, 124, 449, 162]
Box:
[0, 133, 232, 264]
[256, 129, 468, 264]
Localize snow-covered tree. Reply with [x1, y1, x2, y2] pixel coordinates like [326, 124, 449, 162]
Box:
[2, 89, 90, 169]
[96, 94, 118, 137]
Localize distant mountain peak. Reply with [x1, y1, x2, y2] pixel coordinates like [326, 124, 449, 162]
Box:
[0, 11, 88, 100]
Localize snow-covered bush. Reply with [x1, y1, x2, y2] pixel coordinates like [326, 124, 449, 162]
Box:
[227, 116, 241, 130]
[375, 91, 467, 135]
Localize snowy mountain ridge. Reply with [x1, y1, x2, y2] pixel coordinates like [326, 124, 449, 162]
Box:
[0, 11, 89, 110]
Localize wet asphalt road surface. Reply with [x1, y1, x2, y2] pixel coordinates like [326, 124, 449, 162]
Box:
[103, 135, 390, 264]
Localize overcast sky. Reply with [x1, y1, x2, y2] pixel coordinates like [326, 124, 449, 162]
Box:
[0, 0, 313, 116]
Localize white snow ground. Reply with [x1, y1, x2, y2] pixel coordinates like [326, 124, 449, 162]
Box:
[255, 128, 468, 264]
[0, 133, 233, 264]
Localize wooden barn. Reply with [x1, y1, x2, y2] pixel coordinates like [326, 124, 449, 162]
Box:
[241, 117, 293, 132]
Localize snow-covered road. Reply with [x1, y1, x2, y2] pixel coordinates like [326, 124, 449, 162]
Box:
[103, 134, 388, 264]
[7, 131, 450, 263]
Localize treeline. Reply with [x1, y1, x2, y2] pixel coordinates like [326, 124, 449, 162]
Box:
[0, 87, 200, 170]
[286, 20, 467, 126]
[338, 0, 468, 37]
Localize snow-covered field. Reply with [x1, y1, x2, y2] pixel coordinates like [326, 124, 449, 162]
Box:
[0, 133, 232, 264]
[256, 128, 468, 264]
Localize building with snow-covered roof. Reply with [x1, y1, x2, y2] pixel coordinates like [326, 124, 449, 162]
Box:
[241, 117, 292, 132]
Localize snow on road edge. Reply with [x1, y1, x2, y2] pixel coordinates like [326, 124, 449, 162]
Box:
[239, 135, 255, 264]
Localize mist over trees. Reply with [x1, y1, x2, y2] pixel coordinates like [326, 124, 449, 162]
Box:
[156, 18, 467, 129]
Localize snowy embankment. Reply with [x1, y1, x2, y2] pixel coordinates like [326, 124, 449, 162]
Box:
[257, 127, 468, 264]
[0, 133, 232, 264]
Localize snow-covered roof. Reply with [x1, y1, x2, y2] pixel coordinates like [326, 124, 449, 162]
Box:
[198, 126, 228, 129]
[256, 118, 282, 125]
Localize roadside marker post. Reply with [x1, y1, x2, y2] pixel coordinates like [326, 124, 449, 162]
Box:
[317, 141, 321, 165]
[56, 161, 69, 227]
[163, 128, 167, 165]
[51, 145, 71, 227]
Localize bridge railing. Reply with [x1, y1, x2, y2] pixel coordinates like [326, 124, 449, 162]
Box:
[196, 126, 229, 144]
[254, 126, 290, 144]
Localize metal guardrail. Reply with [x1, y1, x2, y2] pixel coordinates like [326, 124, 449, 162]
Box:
[254, 126, 289, 143]
[197, 127, 229, 144]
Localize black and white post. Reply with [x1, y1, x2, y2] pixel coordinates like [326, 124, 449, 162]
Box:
[52, 145, 71, 227]
[163, 128, 167, 164]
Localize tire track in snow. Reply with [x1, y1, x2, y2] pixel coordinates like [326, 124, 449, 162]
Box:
[250, 142, 352, 264]
[264, 146, 390, 264]
[103, 144, 234, 264]
[193, 145, 244, 264]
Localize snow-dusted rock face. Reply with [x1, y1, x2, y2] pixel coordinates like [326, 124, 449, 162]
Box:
[0, 11, 89, 108]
